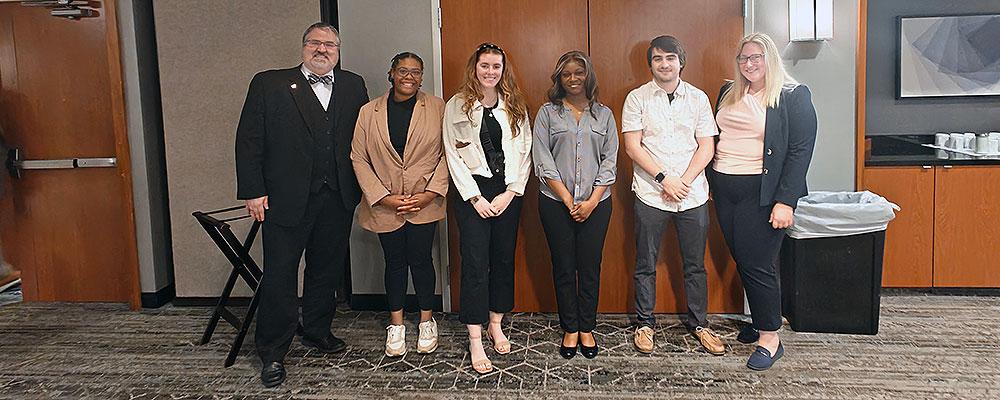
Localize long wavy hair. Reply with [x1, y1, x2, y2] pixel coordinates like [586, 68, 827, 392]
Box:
[547, 50, 600, 119]
[720, 32, 797, 109]
[458, 43, 528, 137]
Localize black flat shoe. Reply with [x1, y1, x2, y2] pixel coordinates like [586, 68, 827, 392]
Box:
[747, 342, 784, 371]
[559, 344, 577, 359]
[301, 333, 347, 354]
[580, 343, 599, 359]
[737, 324, 760, 344]
[260, 361, 286, 388]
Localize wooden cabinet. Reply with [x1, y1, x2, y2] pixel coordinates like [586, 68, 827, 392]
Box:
[865, 165, 1000, 288]
[864, 166, 935, 287]
[933, 166, 1000, 287]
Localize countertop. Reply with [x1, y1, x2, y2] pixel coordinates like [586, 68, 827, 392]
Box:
[865, 135, 1000, 166]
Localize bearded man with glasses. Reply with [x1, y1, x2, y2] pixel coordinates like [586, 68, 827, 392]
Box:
[235, 21, 369, 388]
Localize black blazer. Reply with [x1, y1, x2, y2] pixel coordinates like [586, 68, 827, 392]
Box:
[236, 65, 369, 226]
[714, 81, 817, 208]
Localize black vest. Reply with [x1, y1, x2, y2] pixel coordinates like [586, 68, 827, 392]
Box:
[309, 95, 338, 193]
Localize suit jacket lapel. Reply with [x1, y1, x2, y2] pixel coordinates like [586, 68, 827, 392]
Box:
[288, 68, 324, 141]
[333, 69, 347, 134]
[402, 92, 426, 167]
[374, 93, 403, 167]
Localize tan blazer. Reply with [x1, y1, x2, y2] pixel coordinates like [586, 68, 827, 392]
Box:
[351, 91, 448, 233]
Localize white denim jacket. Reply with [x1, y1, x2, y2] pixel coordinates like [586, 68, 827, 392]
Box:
[443, 93, 532, 201]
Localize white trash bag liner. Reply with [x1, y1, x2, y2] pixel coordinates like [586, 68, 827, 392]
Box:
[786, 191, 899, 239]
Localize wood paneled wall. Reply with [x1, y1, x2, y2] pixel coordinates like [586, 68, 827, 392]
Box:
[441, 0, 745, 313]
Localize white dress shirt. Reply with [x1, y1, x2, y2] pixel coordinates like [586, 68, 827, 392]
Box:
[301, 65, 334, 111]
[621, 79, 719, 212]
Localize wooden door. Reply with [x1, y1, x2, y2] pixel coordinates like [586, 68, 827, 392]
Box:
[933, 166, 1000, 287]
[863, 166, 934, 287]
[442, 0, 744, 312]
[0, 1, 141, 308]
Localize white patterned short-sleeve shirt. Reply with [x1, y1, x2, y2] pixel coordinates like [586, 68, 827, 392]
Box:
[621, 80, 719, 212]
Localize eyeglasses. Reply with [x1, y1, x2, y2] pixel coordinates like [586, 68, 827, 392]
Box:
[304, 39, 340, 49]
[737, 54, 764, 65]
[395, 68, 424, 78]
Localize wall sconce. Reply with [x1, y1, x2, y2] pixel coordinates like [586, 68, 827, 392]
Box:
[789, 0, 833, 41]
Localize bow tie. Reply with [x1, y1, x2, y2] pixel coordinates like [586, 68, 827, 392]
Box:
[307, 74, 333, 85]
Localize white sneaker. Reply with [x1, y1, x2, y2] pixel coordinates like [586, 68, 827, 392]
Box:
[417, 318, 438, 354]
[385, 324, 406, 357]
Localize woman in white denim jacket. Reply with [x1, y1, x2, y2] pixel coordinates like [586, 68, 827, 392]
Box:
[442, 42, 531, 375]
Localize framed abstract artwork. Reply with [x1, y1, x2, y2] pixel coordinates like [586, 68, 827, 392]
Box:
[897, 14, 1000, 98]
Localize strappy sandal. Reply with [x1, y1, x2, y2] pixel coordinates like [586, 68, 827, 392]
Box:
[485, 324, 511, 355]
[468, 336, 494, 374]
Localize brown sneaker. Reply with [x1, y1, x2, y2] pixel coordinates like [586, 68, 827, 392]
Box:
[694, 326, 726, 355]
[634, 326, 654, 353]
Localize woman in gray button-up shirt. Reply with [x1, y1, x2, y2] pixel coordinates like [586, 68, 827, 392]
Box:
[532, 50, 618, 360]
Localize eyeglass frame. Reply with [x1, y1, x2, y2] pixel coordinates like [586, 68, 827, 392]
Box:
[736, 53, 764, 65]
[304, 39, 340, 49]
[393, 68, 424, 78]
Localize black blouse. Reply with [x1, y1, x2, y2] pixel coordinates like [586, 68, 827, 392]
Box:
[479, 104, 505, 176]
[387, 94, 417, 158]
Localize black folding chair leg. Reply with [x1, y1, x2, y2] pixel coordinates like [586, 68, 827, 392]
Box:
[225, 289, 262, 368]
[200, 267, 241, 345]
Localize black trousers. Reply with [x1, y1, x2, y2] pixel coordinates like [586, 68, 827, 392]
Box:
[456, 179, 523, 325]
[538, 194, 612, 333]
[710, 171, 784, 331]
[377, 221, 438, 312]
[255, 187, 353, 363]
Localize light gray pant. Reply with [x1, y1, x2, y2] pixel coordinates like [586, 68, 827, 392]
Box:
[633, 200, 710, 330]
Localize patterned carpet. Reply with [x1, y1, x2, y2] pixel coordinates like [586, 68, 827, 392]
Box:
[1, 296, 999, 399]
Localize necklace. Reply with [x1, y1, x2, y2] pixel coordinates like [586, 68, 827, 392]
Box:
[564, 99, 585, 117]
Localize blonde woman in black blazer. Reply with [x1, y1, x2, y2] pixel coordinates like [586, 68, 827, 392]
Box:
[710, 32, 817, 371]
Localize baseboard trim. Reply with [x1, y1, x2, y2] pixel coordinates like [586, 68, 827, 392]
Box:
[349, 294, 443, 312]
[882, 288, 1000, 296]
[172, 296, 251, 307]
[140, 283, 175, 308]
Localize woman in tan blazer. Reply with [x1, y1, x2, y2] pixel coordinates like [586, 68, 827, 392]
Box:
[351, 52, 448, 358]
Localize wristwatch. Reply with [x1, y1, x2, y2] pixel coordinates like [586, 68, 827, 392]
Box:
[468, 195, 481, 205]
[654, 172, 666, 183]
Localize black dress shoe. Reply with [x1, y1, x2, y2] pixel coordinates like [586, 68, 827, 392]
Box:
[260, 361, 286, 388]
[559, 344, 577, 359]
[737, 324, 760, 344]
[580, 343, 599, 359]
[301, 333, 347, 354]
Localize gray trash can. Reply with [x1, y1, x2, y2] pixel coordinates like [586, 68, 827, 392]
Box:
[780, 191, 899, 335]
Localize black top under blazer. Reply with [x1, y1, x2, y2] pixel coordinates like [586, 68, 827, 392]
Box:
[714, 80, 818, 208]
[235, 65, 369, 226]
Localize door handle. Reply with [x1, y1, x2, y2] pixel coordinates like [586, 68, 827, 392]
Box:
[6, 148, 117, 179]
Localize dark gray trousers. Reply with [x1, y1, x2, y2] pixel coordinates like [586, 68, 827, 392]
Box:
[633, 200, 710, 330]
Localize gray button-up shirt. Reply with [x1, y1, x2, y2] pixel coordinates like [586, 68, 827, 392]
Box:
[532, 102, 619, 203]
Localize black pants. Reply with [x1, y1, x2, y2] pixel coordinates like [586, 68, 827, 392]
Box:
[377, 221, 438, 312]
[710, 171, 784, 331]
[255, 187, 353, 363]
[456, 178, 523, 325]
[538, 194, 612, 333]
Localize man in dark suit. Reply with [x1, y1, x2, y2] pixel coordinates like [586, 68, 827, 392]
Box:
[235, 22, 368, 388]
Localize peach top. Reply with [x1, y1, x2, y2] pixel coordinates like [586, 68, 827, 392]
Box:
[714, 89, 766, 175]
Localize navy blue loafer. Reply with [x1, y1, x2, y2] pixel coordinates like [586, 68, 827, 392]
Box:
[737, 324, 760, 344]
[746, 343, 783, 371]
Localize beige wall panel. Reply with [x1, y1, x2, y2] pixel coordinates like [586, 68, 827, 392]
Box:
[155, 1, 320, 297]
